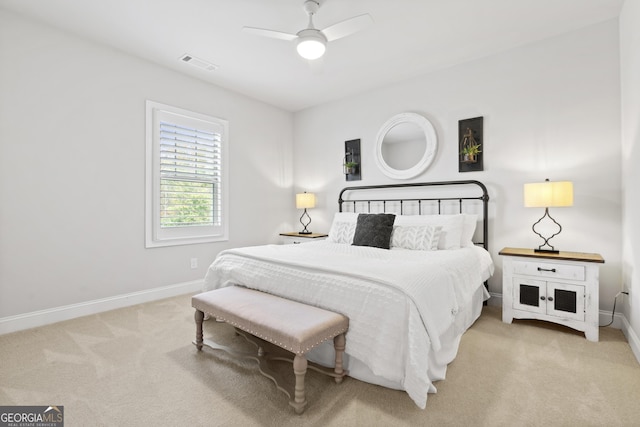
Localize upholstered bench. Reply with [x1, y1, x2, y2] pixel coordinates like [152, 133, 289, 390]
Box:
[192, 286, 349, 414]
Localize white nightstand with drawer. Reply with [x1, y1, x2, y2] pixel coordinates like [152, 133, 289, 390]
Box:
[279, 232, 328, 245]
[499, 247, 605, 341]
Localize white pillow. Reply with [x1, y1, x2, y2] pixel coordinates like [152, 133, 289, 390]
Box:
[461, 214, 478, 248]
[329, 212, 476, 249]
[329, 212, 359, 223]
[390, 225, 442, 251]
[394, 214, 465, 250]
[328, 212, 359, 244]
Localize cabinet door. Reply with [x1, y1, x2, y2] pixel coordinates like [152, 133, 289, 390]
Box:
[513, 278, 547, 315]
[547, 281, 585, 321]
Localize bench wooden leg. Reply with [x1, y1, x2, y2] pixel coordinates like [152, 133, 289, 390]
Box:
[194, 309, 204, 351]
[333, 333, 346, 384]
[290, 355, 308, 414]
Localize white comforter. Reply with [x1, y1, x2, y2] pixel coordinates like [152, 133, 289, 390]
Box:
[203, 241, 492, 408]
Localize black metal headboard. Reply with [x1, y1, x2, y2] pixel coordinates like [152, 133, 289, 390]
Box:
[338, 180, 490, 250]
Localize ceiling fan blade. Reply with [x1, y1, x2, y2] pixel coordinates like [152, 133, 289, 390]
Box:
[242, 26, 297, 41]
[321, 14, 373, 42]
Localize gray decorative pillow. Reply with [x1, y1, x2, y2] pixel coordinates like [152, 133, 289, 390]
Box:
[391, 225, 443, 251]
[352, 213, 396, 249]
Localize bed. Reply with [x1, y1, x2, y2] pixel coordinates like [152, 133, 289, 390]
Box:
[203, 180, 493, 409]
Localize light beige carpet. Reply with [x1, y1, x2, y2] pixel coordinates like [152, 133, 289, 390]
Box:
[1, 294, 639, 426]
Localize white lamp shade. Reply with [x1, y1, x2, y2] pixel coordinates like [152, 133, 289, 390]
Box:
[296, 192, 316, 209]
[296, 31, 326, 60]
[524, 181, 573, 208]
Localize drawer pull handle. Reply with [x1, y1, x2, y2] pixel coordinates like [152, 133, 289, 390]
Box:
[537, 267, 556, 273]
[540, 296, 546, 301]
[548, 296, 554, 302]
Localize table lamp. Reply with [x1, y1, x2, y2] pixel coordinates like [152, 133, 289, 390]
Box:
[296, 192, 316, 234]
[524, 179, 573, 253]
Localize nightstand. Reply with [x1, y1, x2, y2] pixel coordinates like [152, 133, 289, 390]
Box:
[499, 247, 604, 342]
[279, 232, 328, 245]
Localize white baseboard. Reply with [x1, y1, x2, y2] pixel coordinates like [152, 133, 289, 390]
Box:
[487, 292, 502, 307]
[621, 316, 640, 364]
[599, 309, 625, 330]
[0, 279, 204, 336]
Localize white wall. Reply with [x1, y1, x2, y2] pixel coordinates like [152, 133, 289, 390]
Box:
[293, 20, 622, 311]
[0, 10, 294, 320]
[620, 0, 640, 358]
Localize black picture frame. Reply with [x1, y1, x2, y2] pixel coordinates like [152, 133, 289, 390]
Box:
[344, 139, 361, 181]
[458, 117, 483, 172]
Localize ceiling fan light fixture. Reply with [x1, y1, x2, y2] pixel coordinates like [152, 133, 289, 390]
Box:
[244, 1, 371, 62]
[296, 30, 326, 60]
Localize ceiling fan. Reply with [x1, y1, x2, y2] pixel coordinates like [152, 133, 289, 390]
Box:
[243, 0, 373, 60]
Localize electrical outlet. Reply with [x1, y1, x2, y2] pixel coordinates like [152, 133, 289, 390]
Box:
[190, 258, 198, 269]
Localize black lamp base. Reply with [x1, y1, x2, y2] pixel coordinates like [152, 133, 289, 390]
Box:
[534, 248, 559, 254]
[531, 207, 562, 256]
[299, 208, 312, 235]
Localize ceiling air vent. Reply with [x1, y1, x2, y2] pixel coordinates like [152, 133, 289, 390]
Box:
[179, 54, 218, 72]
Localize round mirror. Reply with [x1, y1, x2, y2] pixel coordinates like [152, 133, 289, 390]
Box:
[374, 113, 437, 179]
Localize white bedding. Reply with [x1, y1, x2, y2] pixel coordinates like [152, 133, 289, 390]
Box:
[203, 241, 493, 408]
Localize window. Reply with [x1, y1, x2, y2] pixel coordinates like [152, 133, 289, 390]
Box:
[146, 101, 228, 247]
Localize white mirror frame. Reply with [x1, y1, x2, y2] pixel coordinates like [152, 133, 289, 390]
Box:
[374, 112, 438, 180]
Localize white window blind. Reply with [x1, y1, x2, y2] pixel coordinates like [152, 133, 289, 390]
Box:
[159, 122, 220, 228]
[146, 101, 228, 247]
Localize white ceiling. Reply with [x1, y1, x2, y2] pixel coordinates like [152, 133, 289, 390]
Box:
[0, 0, 624, 112]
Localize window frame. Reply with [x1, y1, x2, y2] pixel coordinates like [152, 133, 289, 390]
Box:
[145, 100, 229, 248]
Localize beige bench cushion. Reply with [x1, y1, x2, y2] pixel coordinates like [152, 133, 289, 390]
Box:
[192, 286, 349, 355]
